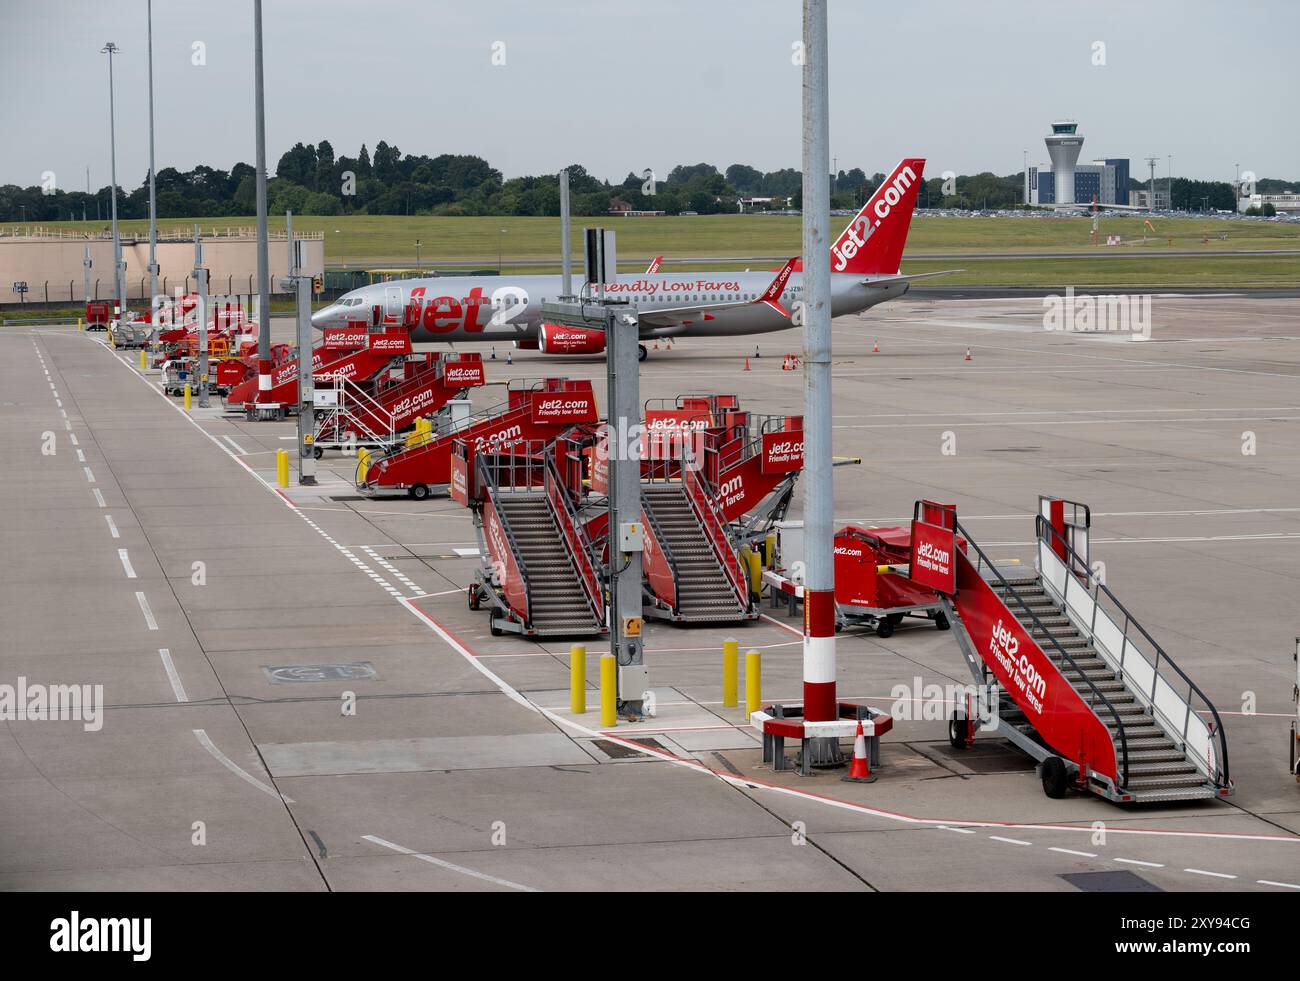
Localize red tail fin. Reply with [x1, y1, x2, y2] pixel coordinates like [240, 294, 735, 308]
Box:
[757, 257, 797, 318]
[830, 158, 925, 275]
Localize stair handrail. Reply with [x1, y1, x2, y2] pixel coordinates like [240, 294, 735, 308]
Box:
[476, 452, 533, 626]
[1035, 515, 1230, 788]
[684, 461, 750, 611]
[639, 487, 682, 613]
[379, 394, 522, 464]
[332, 376, 397, 444]
[956, 517, 1130, 790]
[544, 454, 604, 624]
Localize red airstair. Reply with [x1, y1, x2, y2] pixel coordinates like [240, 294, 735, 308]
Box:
[915, 498, 1233, 804]
[629, 396, 802, 623]
[357, 378, 599, 500]
[311, 352, 486, 454]
[223, 328, 412, 420]
[453, 439, 606, 638]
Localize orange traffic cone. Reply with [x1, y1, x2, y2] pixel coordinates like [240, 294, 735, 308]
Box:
[964, 347, 972, 362]
[842, 719, 876, 783]
[654, 340, 660, 350]
[743, 356, 751, 371]
[872, 339, 879, 353]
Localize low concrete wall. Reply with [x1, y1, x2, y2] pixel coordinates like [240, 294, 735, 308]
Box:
[0, 236, 325, 305]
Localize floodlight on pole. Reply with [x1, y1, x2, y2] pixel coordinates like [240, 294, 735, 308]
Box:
[101, 41, 124, 319]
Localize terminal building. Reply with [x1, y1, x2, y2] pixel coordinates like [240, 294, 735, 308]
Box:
[1024, 120, 1130, 207]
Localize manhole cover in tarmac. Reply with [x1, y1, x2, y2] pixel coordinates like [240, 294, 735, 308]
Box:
[592, 737, 667, 760]
[264, 662, 378, 683]
[1061, 871, 1162, 893]
[929, 741, 1037, 773]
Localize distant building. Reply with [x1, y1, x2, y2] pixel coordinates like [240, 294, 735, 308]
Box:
[1238, 192, 1300, 214]
[1128, 188, 1170, 210]
[608, 197, 665, 217]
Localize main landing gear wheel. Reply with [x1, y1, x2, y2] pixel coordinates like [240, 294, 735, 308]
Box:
[934, 611, 950, 630]
[638, 344, 648, 362]
[409, 483, 431, 501]
[948, 711, 972, 749]
[1040, 755, 1069, 799]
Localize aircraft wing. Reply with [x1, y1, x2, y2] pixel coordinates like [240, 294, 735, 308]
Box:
[860, 269, 963, 287]
[637, 257, 798, 329]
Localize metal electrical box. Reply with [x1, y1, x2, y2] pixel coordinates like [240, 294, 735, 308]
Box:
[618, 521, 643, 552]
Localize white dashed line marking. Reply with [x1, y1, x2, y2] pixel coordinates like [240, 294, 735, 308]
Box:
[1049, 847, 1098, 858]
[118, 549, 137, 578]
[989, 835, 1032, 846]
[158, 648, 189, 702]
[1115, 857, 1164, 868]
[135, 591, 158, 630]
[76, 449, 85, 462]
[68, 434, 77, 446]
[938, 826, 976, 834]
[83, 467, 95, 483]
[1184, 868, 1236, 880]
[104, 515, 120, 538]
[93, 488, 106, 507]
[222, 435, 249, 455]
[1258, 879, 1300, 890]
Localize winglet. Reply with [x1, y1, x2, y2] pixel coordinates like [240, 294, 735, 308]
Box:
[758, 257, 797, 318]
[646, 255, 663, 274]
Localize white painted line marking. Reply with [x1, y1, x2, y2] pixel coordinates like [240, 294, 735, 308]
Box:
[63, 420, 71, 430]
[93, 488, 106, 507]
[118, 549, 137, 578]
[1115, 857, 1164, 868]
[158, 649, 189, 702]
[989, 835, 1033, 846]
[68, 434, 78, 445]
[135, 591, 158, 630]
[1184, 868, 1236, 880]
[1050, 847, 1098, 858]
[76, 449, 85, 462]
[1257, 879, 1300, 890]
[192, 729, 292, 803]
[222, 435, 249, 455]
[83, 467, 95, 483]
[938, 826, 975, 834]
[361, 835, 538, 892]
[104, 514, 120, 538]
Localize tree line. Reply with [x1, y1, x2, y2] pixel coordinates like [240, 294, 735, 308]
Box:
[1, 140, 1293, 221]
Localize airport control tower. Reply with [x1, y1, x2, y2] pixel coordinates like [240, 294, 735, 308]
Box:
[1045, 119, 1083, 205]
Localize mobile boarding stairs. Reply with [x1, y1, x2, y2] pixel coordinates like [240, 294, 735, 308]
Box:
[914, 497, 1233, 805]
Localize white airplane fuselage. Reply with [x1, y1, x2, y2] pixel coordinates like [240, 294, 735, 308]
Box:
[310, 271, 908, 343]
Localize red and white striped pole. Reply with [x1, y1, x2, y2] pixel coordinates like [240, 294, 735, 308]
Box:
[803, 589, 836, 721]
[800, 0, 836, 726]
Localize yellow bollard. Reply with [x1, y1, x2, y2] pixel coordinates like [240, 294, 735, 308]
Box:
[570, 645, 586, 714]
[183, 383, 192, 410]
[765, 533, 776, 568]
[276, 449, 289, 488]
[78, 317, 83, 331]
[745, 650, 762, 717]
[600, 653, 617, 727]
[748, 548, 762, 595]
[139, 349, 147, 370]
[722, 638, 739, 707]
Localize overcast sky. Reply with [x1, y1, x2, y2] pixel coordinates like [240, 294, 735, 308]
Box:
[2, 0, 1295, 191]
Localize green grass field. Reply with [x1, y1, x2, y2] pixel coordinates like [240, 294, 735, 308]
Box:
[12, 213, 1300, 288]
